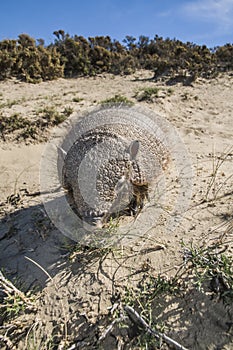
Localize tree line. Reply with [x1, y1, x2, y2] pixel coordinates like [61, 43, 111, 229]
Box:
[0, 30, 232, 83]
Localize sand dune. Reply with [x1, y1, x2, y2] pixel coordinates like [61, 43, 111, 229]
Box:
[0, 71, 232, 349]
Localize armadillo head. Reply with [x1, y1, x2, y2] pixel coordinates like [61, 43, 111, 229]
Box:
[99, 140, 150, 225]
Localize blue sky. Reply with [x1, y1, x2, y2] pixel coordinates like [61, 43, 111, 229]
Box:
[1, 0, 233, 47]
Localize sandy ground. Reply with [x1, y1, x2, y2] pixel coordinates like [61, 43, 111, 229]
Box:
[0, 71, 232, 349]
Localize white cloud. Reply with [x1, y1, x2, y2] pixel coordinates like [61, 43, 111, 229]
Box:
[182, 0, 233, 30]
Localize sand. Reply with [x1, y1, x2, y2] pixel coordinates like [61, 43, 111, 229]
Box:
[0, 71, 232, 349]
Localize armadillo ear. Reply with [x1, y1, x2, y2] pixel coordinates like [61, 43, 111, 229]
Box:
[129, 140, 140, 160]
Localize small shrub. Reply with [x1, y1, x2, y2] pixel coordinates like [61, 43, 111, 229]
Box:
[37, 106, 70, 126]
[167, 88, 174, 96]
[0, 106, 70, 142]
[3, 294, 26, 318]
[182, 241, 233, 303]
[135, 87, 159, 102]
[72, 97, 84, 103]
[63, 106, 73, 117]
[20, 125, 38, 140]
[100, 94, 133, 105]
[0, 113, 30, 134]
[1, 32, 233, 83]
[181, 92, 189, 101]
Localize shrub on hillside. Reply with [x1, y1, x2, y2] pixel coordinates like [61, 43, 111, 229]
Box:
[0, 34, 63, 82]
[0, 31, 232, 83]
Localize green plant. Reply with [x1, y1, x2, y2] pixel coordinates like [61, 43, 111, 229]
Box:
[120, 274, 179, 349]
[20, 125, 38, 140]
[0, 113, 30, 135]
[1, 31, 233, 83]
[72, 97, 84, 103]
[63, 106, 73, 117]
[0, 105, 70, 142]
[0, 34, 63, 82]
[182, 241, 233, 303]
[100, 94, 133, 105]
[3, 294, 26, 318]
[115, 238, 233, 349]
[135, 87, 160, 102]
[124, 275, 178, 315]
[134, 331, 163, 350]
[0, 270, 35, 321]
[0, 98, 23, 109]
[37, 106, 71, 126]
[105, 216, 120, 234]
[181, 92, 189, 100]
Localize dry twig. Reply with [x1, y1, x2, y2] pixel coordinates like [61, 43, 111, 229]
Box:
[124, 304, 189, 350]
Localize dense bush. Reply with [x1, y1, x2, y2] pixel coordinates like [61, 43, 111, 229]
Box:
[0, 34, 63, 82]
[0, 31, 232, 83]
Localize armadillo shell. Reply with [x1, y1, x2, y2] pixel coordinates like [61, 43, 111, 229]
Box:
[62, 121, 169, 224]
